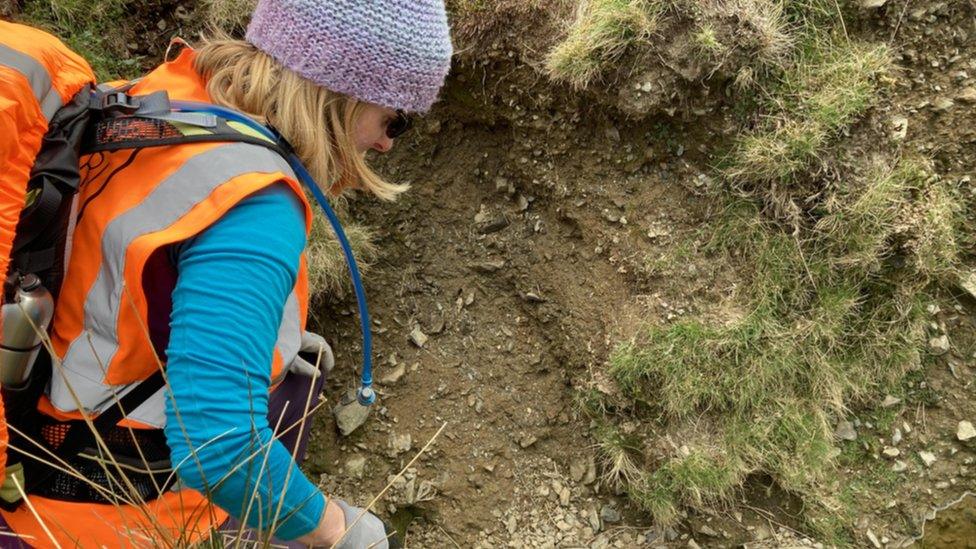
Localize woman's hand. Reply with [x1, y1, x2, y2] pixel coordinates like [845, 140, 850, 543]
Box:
[296, 498, 346, 547]
[296, 497, 399, 548]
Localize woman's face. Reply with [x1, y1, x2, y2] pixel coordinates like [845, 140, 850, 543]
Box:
[354, 103, 397, 154]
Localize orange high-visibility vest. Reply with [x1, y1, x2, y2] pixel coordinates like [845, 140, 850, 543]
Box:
[0, 44, 313, 547]
[0, 18, 95, 499]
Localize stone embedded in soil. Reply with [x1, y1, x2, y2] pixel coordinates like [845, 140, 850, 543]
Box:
[344, 455, 367, 478]
[889, 115, 908, 140]
[519, 434, 538, 448]
[929, 334, 950, 355]
[893, 460, 908, 472]
[569, 458, 586, 482]
[835, 420, 858, 441]
[470, 259, 506, 273]
[957, 420, 976, 441]
[379, 363, 407, 385]
[859, 0, 887, 7]
[882, 447, 901, 458]
[600, 505, 621, 523]
[882, 394, 902, 408]
[866, 529, 882, 548]
[408, 326, 428, 348]
[919, 450, 937, 467]
[389, 433, 412, 456]
[478, 216, 510, 234]
[959, 271, 976, 299]
[583, 456, 598, 485]
[957, 87, 976, 104]
[932, 97, 954, 111]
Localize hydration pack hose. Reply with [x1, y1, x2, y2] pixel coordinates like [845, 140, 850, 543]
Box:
[170, 101, 376, 406]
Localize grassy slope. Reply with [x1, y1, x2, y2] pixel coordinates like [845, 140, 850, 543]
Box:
[552, 1, 963, 542]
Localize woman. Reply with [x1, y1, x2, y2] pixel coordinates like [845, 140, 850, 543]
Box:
[0, 0, 452, 547]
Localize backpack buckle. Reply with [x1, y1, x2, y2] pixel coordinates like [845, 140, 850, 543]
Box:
[91, 90, 170, 117]
[93, 91, 139, 116]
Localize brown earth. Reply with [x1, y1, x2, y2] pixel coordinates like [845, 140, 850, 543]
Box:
[307, 1, 976, 547]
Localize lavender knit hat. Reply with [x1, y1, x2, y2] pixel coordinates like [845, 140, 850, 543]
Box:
[246, 0, 453, 113]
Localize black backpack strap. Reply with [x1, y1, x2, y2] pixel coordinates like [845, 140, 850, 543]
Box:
[60, 370, 167, 454]
[21, 370, 168, 499]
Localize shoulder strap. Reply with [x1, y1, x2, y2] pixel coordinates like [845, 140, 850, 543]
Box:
[82, 89, 291, 159]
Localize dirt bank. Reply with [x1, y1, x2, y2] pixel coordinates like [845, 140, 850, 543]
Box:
[308, 1, 976, 547]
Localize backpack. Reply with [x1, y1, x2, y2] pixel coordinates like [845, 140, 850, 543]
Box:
[0, 28, 378, 510]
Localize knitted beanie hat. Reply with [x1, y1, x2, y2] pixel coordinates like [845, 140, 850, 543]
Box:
[246, 0, 453, 113]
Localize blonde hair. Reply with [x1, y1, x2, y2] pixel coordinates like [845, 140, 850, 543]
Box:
[192, 36, 406, 200]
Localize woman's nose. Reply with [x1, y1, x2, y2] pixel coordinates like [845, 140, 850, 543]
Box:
[372, 135, 393, 153]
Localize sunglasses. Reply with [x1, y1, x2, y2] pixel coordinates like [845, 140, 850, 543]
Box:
[386, 110, 414, 139]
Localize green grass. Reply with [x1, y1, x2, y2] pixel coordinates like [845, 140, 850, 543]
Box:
[589, 0, 961, 533]
[19, 0, 143, 80]
[546, 0, 663, 88]
[602, 156, 957, 535]
[724, 37, 890, 186]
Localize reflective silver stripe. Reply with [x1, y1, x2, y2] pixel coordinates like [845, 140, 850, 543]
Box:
[50, 142, 300, 425]
[0, 42, 63, 120]
[276, 291, 303, 371]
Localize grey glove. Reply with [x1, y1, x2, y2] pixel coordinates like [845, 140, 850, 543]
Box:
[331, 499, 400, 549]
[287, 330, 336, 378]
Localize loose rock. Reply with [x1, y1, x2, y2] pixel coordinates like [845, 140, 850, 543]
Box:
[957, 87, 976, 104]
[409, 327, 429, 348]
[835, 420, 858, 441]
[859, 0, 887, 7]
[919, 451, 937, 467]
[866, 529, 882, 548]
[344, 455, 367, 478]
[380, 363, 407, 385]
[932, 97, 954, 111]
[929, 334, 950, 355]
[600, 505, 621, 523]
[957, 421, 976, 441]
[471, 259, 506, 273]
[389, 433, 413, 456]
[333, 389, 372, 436]
[889, 115, 908, 140]
[959, 271, 976, 299]
[882, 394, 902, 408]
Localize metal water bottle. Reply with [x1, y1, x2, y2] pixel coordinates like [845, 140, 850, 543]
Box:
[0, 274, 54, 385]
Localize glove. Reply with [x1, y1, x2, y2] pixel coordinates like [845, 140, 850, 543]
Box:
[331, 499, 402, 549]
[287, 330, 335, 378]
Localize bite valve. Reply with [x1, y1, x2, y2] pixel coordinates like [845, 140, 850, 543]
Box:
[357, 386, 376, 406]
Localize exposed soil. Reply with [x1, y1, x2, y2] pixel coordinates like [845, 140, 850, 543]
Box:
[305, 1, 976, 547]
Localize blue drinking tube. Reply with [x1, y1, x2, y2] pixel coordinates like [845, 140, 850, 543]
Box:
[170, 100, 376, 406]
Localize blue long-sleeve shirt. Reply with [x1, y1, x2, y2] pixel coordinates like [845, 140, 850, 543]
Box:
[162, 184, 324, 540]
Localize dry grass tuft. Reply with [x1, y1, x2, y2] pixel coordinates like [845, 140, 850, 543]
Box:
[198, 0, 256, 34]
[546, 0, 663, 88]
[306, 209, 378, 305]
